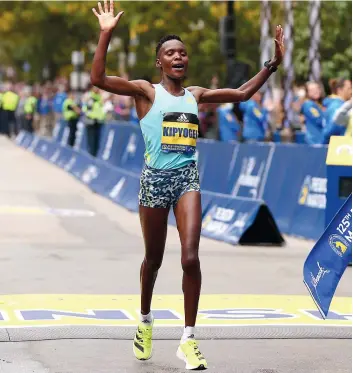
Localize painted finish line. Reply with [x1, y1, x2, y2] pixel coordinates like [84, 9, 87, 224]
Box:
[0, 294, 351, 328]
[0, 206, 95, 217]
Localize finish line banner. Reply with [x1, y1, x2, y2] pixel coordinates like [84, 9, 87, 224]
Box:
[303, 194, 352, 318]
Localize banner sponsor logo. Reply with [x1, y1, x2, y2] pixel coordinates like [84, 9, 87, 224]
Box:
[102, 129, 115, 161]
[303, 195, 352, 318]
[0, 294, 350, 327]
[81, 165, 99, 184]
[232, 157, 265, 198]
[202, 206, 248, 236]
[298, 175, 327, 209]
[109, 178, 126, 199]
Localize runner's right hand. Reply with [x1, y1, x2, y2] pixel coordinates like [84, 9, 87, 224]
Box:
[92, 0, 124, 32]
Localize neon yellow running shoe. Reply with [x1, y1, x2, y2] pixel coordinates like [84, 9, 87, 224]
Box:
[177, 338, 208, 370]
[133, 321, 153, 360]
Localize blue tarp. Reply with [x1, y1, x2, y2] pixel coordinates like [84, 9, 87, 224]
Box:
[17, 121, 329, 241]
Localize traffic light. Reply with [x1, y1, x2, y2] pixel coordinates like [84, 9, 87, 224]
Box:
[226, 60, 250, 89]
[219, 15, 236, 58]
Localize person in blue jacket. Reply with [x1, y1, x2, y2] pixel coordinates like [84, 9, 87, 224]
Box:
[53, 85, 67, 122]
[238, 91, 268, 142]
[216, 103, 241, 141]
[322, 79, 341, 109]
[300, 81, 324, 144]
[323, 79, 352, 143]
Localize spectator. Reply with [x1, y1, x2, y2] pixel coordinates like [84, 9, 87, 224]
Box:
[323, 79, 352, 143]
[62, 91, 81, 147]
[15, 87, 27, 133]
[216, 103, 241, 142]
[102, 92, 115, 121]
[1, 83, 19, 137]
[291, 84, 306, 130]
[129, 98, 140, 125]
[0, 85, 4, 135]
[300, 81, 324, 144]
[53, 85, 67, 123]
[23, 87, 38, 133]
[331, 99, 352, 138]
[37, 87, 53, 137]
[239, 91, 268, 142]
[322, 79, 340, 109]
[82, 86, 105, 156]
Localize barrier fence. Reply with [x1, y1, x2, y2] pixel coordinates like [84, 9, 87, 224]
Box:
[16, 119, 329, 244]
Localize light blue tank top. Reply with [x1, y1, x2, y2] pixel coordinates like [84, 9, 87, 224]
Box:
[140, 83, 199, 170]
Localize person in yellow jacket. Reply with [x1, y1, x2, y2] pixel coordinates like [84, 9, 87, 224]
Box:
[24, 89, 38, 133]
[0, 89, 3, 135]
[2, 84, 19, 137]
[62, 91, 81, 147]
[82, 86, 105, 156]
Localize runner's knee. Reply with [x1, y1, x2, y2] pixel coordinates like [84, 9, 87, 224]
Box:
[143, 256, 163, 272]
[181, 252, 200, 274]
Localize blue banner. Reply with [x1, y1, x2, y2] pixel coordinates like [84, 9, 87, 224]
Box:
[64, 149, 91, 180]
[303, 194, 352, 318]
[226, 143, 274, 199]
[52, 119, 67, 144]
[20, 132, 35, 149]
[97, 123, 145, 172]
[197, 139, 238, 194]
[289, 146, 327, 239]
[106, 171, 140, 212]
[16, 128, 330, 243]
[73, 121, 89, 153]
[262, 144, 327, 240]
[201, 191, 284, 245]
[32, 138, 59, 161]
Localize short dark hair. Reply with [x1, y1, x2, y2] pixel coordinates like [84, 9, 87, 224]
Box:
[156, 34, 183, 57]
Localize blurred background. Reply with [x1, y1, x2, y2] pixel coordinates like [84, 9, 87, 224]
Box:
[0, 0, 351, 148]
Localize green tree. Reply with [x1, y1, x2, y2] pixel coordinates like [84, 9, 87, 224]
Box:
[0, 1, 351, 88]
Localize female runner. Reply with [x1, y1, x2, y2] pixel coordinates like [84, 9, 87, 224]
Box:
[91, 1, 284, 369]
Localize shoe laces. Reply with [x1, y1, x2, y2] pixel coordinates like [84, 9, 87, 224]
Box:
[187, 339, 204, 359]
[137, 325, 152, 345]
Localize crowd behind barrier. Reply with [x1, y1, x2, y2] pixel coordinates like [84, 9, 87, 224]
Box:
[1, 77, 351, 148]
[17, 118, 331, 244]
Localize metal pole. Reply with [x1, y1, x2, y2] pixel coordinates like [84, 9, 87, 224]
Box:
[226, 0, 235, 86]
[308, 0, 321, 82]
[260, 0, 272, 101]
[283, 0, 295, 129]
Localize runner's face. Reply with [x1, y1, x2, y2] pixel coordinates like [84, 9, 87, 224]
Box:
[157, 40, 188, 80]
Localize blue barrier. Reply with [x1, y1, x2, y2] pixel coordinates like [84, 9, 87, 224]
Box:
[201, 191, 284, 245]
[19, 120, 330, 242]
[197, 139, 238, 194]
[73, 121, 89, 153]
[52, 119, 67, 144]
[16, 131, 34, 149]
[262, 144, 327, 240]
[97, 122, 145, 172]
[227, 142, 274, 199]
[289, 146, 327, 239]
[18, 132, 283, 245]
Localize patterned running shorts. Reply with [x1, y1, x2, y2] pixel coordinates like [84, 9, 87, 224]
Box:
[138, 162, 201, 208]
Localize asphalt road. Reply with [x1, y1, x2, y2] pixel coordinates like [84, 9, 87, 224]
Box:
[0, 136, 351, 373]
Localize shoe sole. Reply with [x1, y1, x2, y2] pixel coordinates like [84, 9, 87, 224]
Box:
[133, 322, 154, 361]
[176, 347, 207, 370]
[132, 344, 153, 361]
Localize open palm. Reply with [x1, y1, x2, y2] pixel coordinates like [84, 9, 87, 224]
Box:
[272, 25, 285, 66]
[92, 0, 124, 32]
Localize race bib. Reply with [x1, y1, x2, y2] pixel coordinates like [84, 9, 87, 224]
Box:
[161, 112, 199, 155]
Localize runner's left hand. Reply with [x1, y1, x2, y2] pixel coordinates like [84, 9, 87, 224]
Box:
[270, 25, 285, 67]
